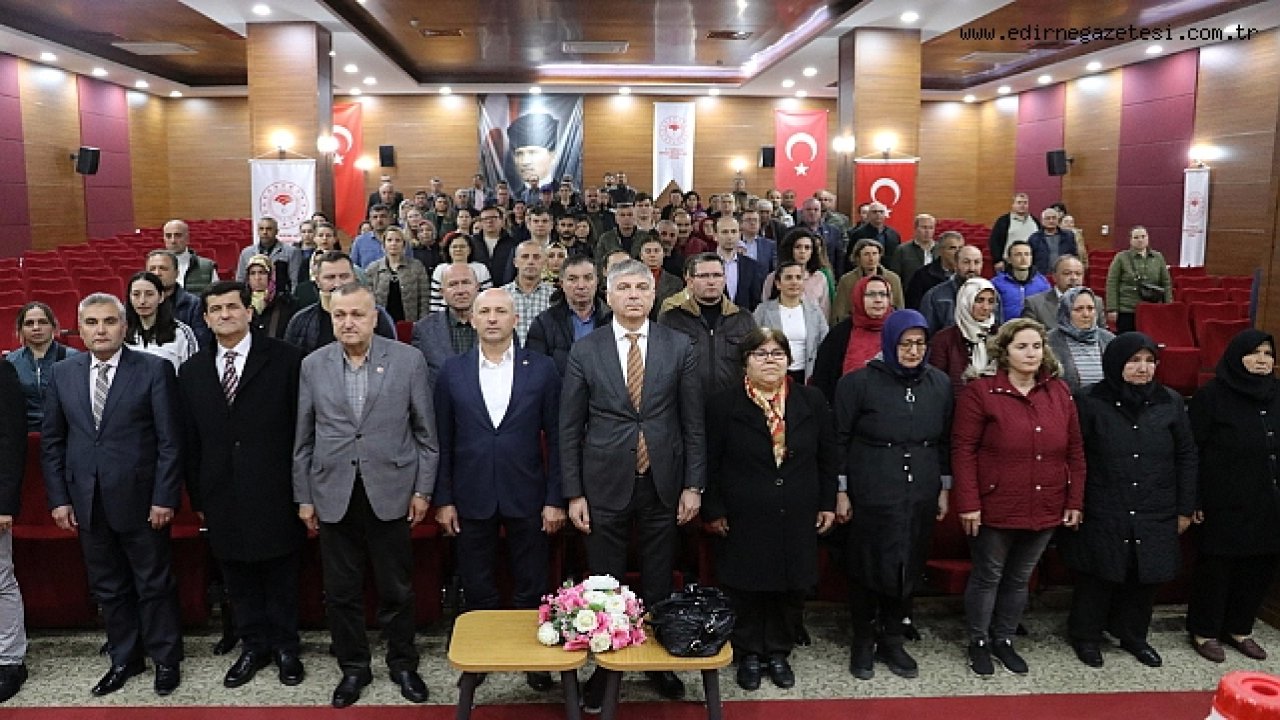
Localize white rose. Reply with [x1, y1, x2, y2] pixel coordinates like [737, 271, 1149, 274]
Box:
[583, 575, 621, 592]
[589, 633, 612, 653]
[608, 613, 630, 631]
[537, 622, 561, 646]
[603, 595, 627, 614]
[584, 590, 608, 608]
[573, 609, 599, 633]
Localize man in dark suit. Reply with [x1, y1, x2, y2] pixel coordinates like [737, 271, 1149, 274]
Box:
[711, 215, 764, 311]
[526, 256, 611, 375]
[434, 288, 564, 691]
[293, 283, 438, 709]
[412, 263, 479, 394]
[41, 293, 184, 697]
[177, 281, 306, 689]
[0, 362, 28, 703]
[561, 259, 706, 702]
[283, 252, 397, 356]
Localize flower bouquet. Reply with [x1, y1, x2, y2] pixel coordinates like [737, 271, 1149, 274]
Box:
[536, 575, 647, 653]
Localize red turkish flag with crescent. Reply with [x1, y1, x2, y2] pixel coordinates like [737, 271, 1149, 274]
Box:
[332, 102, 365, 236]
[773, 110, 827, 201]
[855, 159, 917, 241]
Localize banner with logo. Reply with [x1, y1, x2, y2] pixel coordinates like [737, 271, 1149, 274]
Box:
[854, 158, 918, 241]
[773, 109, 828, 201]
[1179, 166, 1210, 267]
[250, 159, 315, 245]
[332, 102, 365, 236]
[478, 94, 583, 203]
[653, 102, 695, 196]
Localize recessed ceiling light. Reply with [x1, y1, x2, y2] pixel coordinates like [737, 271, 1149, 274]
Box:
[529, 86, 542, 94]
[618, 86, 631, 95]
[1146, 45, 1163, 55]
[91, 67, 108, 77]
[1086, 61, 1102, 72]
[350, 88, 362, 96]
[251, 4, 271, 16]
[1037, 74, 1052, 84]
[39, 52, 57, 62]
[900, 11, 919, 23]
[802, 66, 817, 77]
[996, 85, 1011, 95]
[708, 88, 720, 96]
[363, 76, 376, 85]
[781, 78, 795, 88]
[343, 63, 358, 73]
[795, 90, 807, 98]
[439, 86, 453, 95]
[135, 80, 149, 89]
[963, 94, 976, 103]
[169, 91, 182, 98]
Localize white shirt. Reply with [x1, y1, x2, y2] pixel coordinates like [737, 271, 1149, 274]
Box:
[778, 304, 807, 372]
[216, 332, 252, 382]
[612, 319, 650, 384]
[478, 341, 515, 428]
[88, 348, 123, 404]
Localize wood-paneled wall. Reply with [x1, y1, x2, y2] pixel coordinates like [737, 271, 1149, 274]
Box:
[918, 101, 978, 221]
[338, 93, 480, 197]
[166, 97, 252, 223]
[19, 64, 85, 249]
[1062, 70, 1123, 256]
[128, 93, 170, 228]
[974, 97, 1019, 232]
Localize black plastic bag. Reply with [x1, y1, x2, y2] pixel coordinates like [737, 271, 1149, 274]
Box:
[648, 584, 735, 657]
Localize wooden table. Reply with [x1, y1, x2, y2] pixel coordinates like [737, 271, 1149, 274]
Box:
[593, 634, 733, 720]
[447, 610, 589, 720]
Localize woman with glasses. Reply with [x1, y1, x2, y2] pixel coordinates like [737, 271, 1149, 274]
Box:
[704, 327, 837, 691]
[753, 261, 829, 384]
[930, 278, 1000, 399]
[7, 302, 78, 431]
[835, 309, 952, 680]
[811, 276, 893, 404]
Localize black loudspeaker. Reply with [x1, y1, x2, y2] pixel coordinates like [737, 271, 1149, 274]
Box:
[74, 146, 100, 175]
[760, 146, 775, 169]
[1046, 149, 1070, 176]
[378, 145, 396, 167]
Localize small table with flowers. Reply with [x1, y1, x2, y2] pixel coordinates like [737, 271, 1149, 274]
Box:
[448, 609, 588, 720]
[594, 635, 733, 720]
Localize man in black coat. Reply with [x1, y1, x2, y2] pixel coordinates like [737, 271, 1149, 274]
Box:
[0, 362, 28, 703]
[178, 281, 306, 689]
[525, 256, 610, 375]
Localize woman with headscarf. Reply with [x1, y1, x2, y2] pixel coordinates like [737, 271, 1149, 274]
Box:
[929, 278, 998, 399]
[811, 275, 892, 404]
[835, 310, 952, 680]
[1187, 329, 1280, 663]
[245, 253, 297, 339]
[1047, 287, 1115, 392]
[1061, 333, 1197, 668]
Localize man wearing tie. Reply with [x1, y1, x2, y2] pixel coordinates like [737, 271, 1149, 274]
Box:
[560, 259, 706, 702]
[41, 293, 184, 697]
[177, 281, 306, 689]
[293, 283, 438, 709]
[433, 288, 564, 691]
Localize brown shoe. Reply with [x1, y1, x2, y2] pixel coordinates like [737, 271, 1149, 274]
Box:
[1227, 636, 1268, 660]
[1192, 637, 1226, 663]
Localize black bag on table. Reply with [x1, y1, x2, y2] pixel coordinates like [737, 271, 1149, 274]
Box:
[648, 584, 735, 657]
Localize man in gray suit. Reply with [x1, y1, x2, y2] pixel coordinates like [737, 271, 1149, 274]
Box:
[1022, 255, 1106, 329]
[411, 263, 479, 394]
[560, 259, 706, 702]
[293, 283, 438, 709]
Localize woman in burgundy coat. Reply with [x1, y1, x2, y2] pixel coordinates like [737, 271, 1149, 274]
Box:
[951, 317, 1085, 677]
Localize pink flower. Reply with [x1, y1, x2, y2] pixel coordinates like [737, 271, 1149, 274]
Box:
[538, 606, 551, 623]
[611, 627, 632, 649]
[564, 634, 589, 651]
[630, 628, 646, 645]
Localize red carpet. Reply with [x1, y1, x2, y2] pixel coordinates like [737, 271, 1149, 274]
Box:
[4, 693, 1215, 720]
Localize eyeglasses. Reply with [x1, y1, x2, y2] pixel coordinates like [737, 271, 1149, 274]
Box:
[691, 272, 725, 280]
[897, 340, 928, 350]
[748, 350, 789, 361]
[863, 291, 890, 299]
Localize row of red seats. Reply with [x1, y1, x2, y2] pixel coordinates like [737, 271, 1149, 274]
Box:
[1136, 301, 1253, 395]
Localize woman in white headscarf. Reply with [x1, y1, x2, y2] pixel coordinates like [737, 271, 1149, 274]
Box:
[929, 278, 1000, 399]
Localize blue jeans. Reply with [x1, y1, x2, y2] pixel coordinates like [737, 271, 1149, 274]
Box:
[964, 527, 1054, 642]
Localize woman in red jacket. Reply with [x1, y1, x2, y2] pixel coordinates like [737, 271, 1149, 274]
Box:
[952, 317, 1085, 677]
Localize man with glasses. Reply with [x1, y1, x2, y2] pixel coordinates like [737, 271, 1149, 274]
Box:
[658, 253, 758, 394]
[471, 208, 518, 288]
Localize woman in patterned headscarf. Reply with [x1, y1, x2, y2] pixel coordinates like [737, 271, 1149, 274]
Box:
[929, 278, 999, 399]
[245, 253, 297, 339]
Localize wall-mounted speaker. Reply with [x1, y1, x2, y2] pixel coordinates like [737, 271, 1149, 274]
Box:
[73, 146, 100, 175]
[1046, 149, 1070, 176]
[379, 145, 396, 167]
[759, 146, 776, 169]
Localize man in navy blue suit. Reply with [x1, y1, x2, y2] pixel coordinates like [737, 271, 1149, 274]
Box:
[41, 293, 184, 697]
[433, 288, 564, 691]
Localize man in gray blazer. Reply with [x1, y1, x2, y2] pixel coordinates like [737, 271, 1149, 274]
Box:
[560, 259, 706, 702]
[411, 263, 479, 394]
[1022, 255, 1106, 329]
[293, 283, 438, 709]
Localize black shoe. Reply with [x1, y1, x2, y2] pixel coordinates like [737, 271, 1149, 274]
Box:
[991, 639, 1028, 675]
[212, 635, 239, 656]
[1122, 642, 1163, 668]
[646, 670, 685, 700]
[766, 656, 795, 689]
[736, 654, 761, 691]
[1073, 642, 1104, 668]
[154, 663, 181, 696]
[91, 659, 146, 696]
[849, 641, 875, 680]
[390, 669, 429, 703]
[526, 671, 553, 691]
[794, 624, 813, 647]
[0, 664, 28, 703]
[875, 641, 919, 679]
[581, 669, 605, 714]
[223, 650, 270, 688]
[967, 640, 994, 677]
[331, 670, 372, 708]
[274, 651, 305, 686]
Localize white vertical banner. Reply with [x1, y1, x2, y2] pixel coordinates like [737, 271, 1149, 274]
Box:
[653, 102, 695, 196]
[1180, 166, 1210, 267]
[250, 159, 316, 244]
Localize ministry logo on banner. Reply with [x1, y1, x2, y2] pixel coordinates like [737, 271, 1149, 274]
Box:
[250, 159, 315, 244]
[653, 102, 695, 196]
[774, 109, 828, 201]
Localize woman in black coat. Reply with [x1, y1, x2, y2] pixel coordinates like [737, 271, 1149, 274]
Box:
[1062, 332, 1197, 668]
[834, 309, 953, 680]
[704, 327, 838, 692]
[1187, 328, 1280, 663]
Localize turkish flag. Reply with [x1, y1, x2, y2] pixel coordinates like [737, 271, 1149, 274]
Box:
[333, 102, 364, 236]
[773, 110, 827, 201]
[855, 159, 917, 241]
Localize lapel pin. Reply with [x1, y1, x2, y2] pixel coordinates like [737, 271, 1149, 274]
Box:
[522, 359, 529, 366]
[376, 366, 385, 374]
